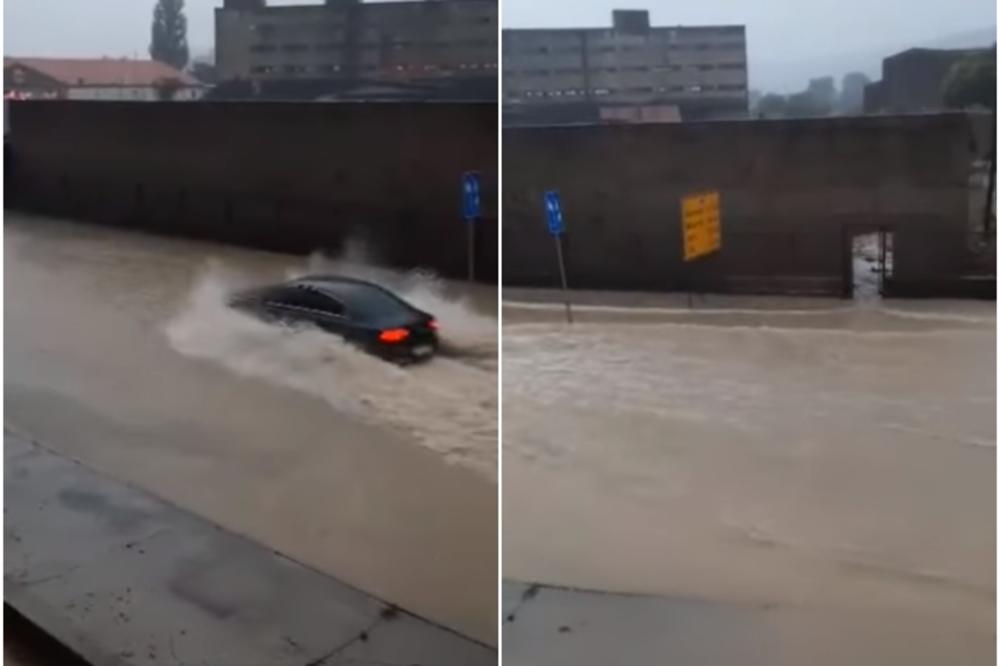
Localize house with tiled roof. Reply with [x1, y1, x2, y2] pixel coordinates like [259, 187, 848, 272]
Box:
[3, 57, 206, 101]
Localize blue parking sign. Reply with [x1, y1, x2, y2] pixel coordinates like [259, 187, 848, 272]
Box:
[544, 190, 564, 236]
[462, 172, 481, 221]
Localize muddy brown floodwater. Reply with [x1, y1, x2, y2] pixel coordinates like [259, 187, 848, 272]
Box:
[5, 214, 498, 644]
[503, 293, 995, 664]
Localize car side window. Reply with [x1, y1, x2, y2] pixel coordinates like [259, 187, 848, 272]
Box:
[269, 287, 345, 316]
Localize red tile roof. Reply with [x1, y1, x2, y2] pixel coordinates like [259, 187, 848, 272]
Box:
[4, 57, 200, 87]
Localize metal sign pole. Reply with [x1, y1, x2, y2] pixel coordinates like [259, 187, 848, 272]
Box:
[543, 190, 573, 324]
[462, 172, 481, 284]
[554, 234, 573, 324]
[467, 220, 475, 283]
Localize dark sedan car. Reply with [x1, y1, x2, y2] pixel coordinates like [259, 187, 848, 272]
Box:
[228, 275, 439, 362]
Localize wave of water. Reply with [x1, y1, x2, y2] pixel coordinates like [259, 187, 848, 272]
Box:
[165, 253, 497, 478]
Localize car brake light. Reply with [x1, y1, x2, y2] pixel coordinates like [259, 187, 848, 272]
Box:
[379, 328, 411, 343]
[428, 319, 439, 331]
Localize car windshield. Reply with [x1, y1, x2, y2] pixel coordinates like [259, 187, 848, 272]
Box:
[324, 282, 416, 322]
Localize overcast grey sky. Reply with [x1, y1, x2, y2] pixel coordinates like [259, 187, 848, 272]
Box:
[5, 0, 996, 91]
[4, 0, 311, 61]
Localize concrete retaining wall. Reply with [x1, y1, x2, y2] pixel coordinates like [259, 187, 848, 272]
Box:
[7, 100, 498, 280]
[503, 113, 992, 296]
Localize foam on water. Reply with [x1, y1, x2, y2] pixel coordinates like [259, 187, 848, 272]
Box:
[165, 253, 497, 478]
[503, 309, 995, 619]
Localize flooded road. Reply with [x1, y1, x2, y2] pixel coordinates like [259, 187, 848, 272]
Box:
[5, 214, 498, 644]
[503, 293, 995, 663]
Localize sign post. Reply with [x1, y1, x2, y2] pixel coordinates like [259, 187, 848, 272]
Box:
[680, 190, 722, 306]
[462, 172, 481, 282]
[544, 190, 573, 324]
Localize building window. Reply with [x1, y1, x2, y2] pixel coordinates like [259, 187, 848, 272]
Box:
[718, 63, 745, 70]
[282, 44, 309, 53]
[718, 84, 747, 91]
[250, 44, 276, 54]
[689, 84, 702, 92]
[697, 64, 716, 71]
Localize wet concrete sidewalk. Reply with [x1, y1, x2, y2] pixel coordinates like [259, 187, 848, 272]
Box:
[503, 580, 775, 666]
[4, 432, 496, 666]
[502, 580, 995, 665]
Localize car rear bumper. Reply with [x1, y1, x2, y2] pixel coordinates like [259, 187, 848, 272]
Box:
[373, 338, 439, 363]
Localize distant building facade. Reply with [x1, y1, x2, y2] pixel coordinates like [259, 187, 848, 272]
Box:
[864, 47, 991, 114]
[214, 0, 497, 99]
[503, 10, 748, 125]
[3, 57, 204, 101]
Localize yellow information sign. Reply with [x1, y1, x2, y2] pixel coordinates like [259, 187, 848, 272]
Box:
[681, 191, 721, 261]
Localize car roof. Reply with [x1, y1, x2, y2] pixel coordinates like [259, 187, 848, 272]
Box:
[288, 274, 394, 295]
[286, 275, 423, 313]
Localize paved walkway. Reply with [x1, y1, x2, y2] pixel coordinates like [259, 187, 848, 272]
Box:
[5, 432, 495, 666]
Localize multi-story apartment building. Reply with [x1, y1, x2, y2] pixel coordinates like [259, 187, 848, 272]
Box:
[503, 9, 748, 124]
[215, 0, 497, 98]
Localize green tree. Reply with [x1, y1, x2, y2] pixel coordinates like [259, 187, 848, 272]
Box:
[150, 0, 189, 71]
[189, 50, 217, 85]
[942, 48, 996, 110]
